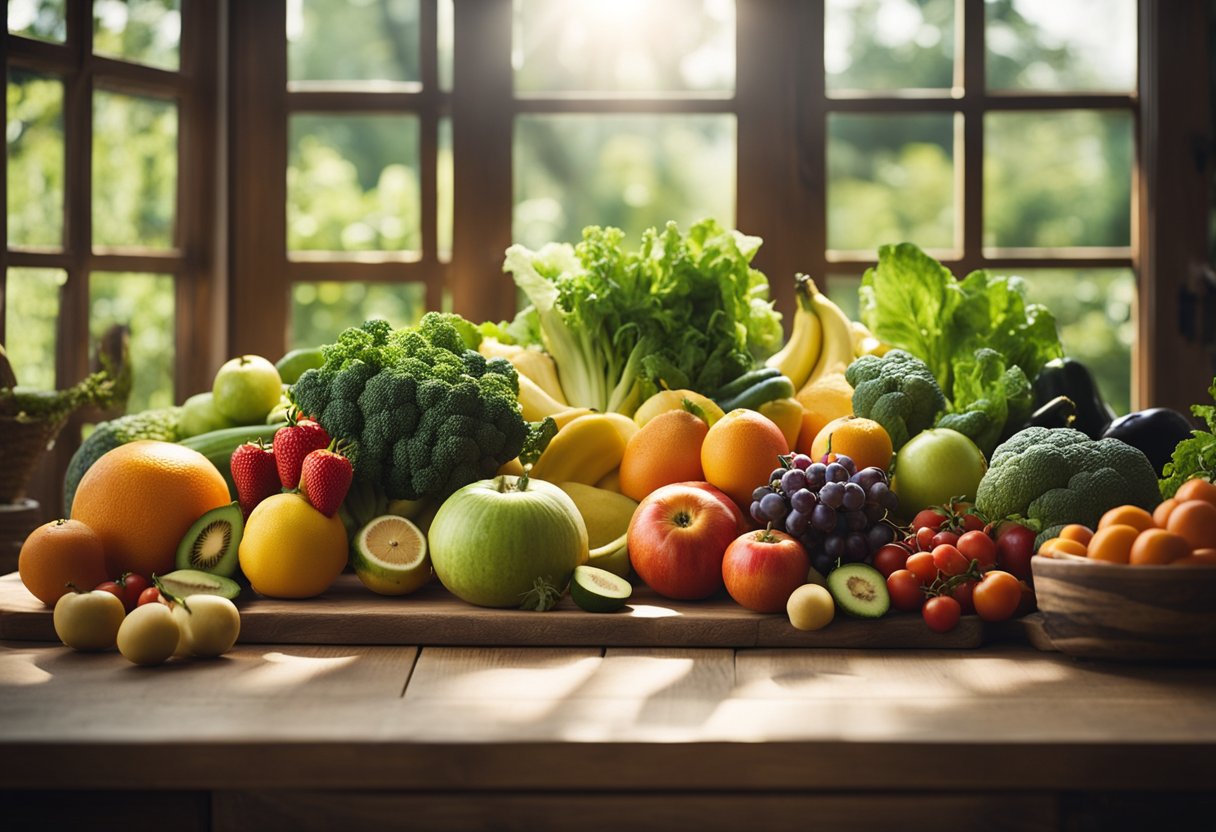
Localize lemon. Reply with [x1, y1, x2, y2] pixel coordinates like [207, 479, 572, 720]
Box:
[238, 493, 348, 599]
[352, 515, 432, 596]
[556, 482, 638, 549]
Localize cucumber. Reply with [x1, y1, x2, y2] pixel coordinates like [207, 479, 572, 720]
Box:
[570, 565, 632, 613]
[713, 367, 782, 402]
[179, 423, 281, 499]
[716, 374, 796, 413]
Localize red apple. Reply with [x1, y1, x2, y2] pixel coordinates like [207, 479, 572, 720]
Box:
[673, 480, 750, 533]
[628, 482, 741, 600]
[721, 528, 810, 613]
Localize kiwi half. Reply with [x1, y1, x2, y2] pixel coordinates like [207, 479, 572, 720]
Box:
[175, 502, 243, 578]
[159, 569, 241, 601]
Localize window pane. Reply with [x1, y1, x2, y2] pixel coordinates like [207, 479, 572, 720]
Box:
[438, 117, 453, 261]
[4, 268, 66, 390]
[7, 0, 65, 42]
[438, 0, 454, 92]
[985, 111, 1132, 249]
[825, 0, 955, 93]
[986, 0, 1136, 92]
[827, 112, 955, 253]
[93, 0, 181, 71]
[288, 0, 420, 83]
[7, 69, 65, 248]
[514, 0, 734, 94]
[1012, 268, 1135, 416]
[288, 115, 421, 253]
[90, 272, 175, 412]
[92, 91, 178, 249]
[825, 274, 862, 323]
[290, 282, 426, 349]
[514, 114, 735, 249]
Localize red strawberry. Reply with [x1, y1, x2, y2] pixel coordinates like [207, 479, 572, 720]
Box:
[230, 441, 280, 517]
[301, 447, 353, 517]
[273, 418, 331, 490]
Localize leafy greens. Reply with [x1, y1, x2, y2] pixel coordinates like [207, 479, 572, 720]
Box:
[1160, 380, 1216, 498]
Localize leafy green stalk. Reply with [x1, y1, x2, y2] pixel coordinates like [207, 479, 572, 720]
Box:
[1160, 381, 1216, 498]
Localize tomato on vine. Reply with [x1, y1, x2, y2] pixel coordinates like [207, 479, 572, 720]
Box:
[923, 596, 962, 633]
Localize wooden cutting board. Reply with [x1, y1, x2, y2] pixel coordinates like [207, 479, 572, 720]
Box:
[0, 571, 986, 649]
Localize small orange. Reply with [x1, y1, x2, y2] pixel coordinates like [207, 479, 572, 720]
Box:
[1038, 537, 1088, 558]
[1152, 498, 1179, 528]
[809, 416, 894, 472]
[1175, 478, 1216, 506]
[618, 408, 709, 502]
[1165, 499, 1216, 551]
[1098, 505, 1156, 533]
[1058, 524, 1094, 546]
[17, 518, 110, 606]
[1175, 548, 1216, 566]
[1086, 524, 1140, 564]
[1128, 528, 1191, 565]
[701, 408, 790, 509]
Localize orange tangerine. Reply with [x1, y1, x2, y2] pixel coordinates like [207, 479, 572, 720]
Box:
[1098, 505, 1155, 533]
[618, 408, 709, 502]
[1086, 524, 1139, 564]
[809, 416, 894, 472]
[1153, 498, 1179, 528]
[1038, 537, 1088, 558]
[700, 408, 790, 509]
[1165, 499, 1216, 551]
[1058, 524, 1094, 546]
[18, 518, 110, 606]
[1129, 528, 1191, 565]
[1175, 478, 1216, 507]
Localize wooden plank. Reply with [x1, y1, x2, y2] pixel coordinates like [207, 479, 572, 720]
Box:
[213, 791, 1060, 832]
[0, 572, 982, 649]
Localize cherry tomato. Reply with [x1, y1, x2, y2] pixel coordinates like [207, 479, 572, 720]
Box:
[119, 574, 150, 610]
[94, 580, 125, 606]
[950, 579, 977, 615]
[930, 530, 960, 549]
[973, 570, 1022, 623]
[910, 508, 946, 533]
[872, 543, 911, 578]
[957, 530, 997, 571]
[922, 595, 962, 633]
[887, 569, 925, 611]
[914, 527, 935, 552]
[905, 551, 938, 585]
[137, 586, 162, 607]
[959, 513, 986, 533]
[996, 522, 1037, 582]
[932, 544, 969, 577]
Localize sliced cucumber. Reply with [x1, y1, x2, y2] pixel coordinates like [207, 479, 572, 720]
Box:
[825, 563, 889, 619]
[158, 569, 242, 601]
[569, 565, 632, 613]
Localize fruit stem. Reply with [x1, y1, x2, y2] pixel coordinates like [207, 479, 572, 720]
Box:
[756, 523, 779, 544]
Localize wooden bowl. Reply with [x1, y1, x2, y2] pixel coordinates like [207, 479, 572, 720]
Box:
[1031, 555, 1216, 662]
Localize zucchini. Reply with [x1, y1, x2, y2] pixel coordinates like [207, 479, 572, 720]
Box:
[713, 367, 782, 403]
[717, 375, 797, 413]
[179, 423, 280, 499]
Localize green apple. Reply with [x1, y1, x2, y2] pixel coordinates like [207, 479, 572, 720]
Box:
[891, 428, 988, 521]
[212, 355, 283, 424]
[275, 347, 324, 385]
[179, 391, 237, 438]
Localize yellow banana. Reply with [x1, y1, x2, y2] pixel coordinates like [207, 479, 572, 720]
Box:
[480, 338, 568, 405]
[518, 373, 570, 421]
[848, 320, 893, 358]
[765, 273, 822, 389]
[803, 280, 856, 387]
[549, 407, 597, 431]
[594, 468, 622, 493]
[599, 411, 639, 446]
[587, 530, 631, 578]
[529, 414, 628, 486]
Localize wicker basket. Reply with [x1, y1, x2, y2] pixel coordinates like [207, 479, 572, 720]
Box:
[0, 412, 70, 504]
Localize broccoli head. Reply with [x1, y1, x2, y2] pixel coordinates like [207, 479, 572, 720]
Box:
[291, 314, 527, 502]
[975, 426, 1161, 545]
[846, 350, 947, 450]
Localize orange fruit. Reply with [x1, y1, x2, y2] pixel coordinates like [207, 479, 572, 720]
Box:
[1165, 499, 1216, 551]
[1175, 549, 1216, 566]
[17, 518, 110, 606]
[1098, 505, 1156, 533]
[701, 408, 790, 509]
[1058, 524, 1094, 546]
[810, 416, 894, 472]
[1086, 524, 1139, 564]
[1128, 528, 1191, 565]
[1175, 478, 1216, 506]
[618, 408, 709, 502]
[71, 440, 233, 578]
[1153, 498, 1179, 528]
[794, 372, 854, 456]
[1038, 537, 1088, 558]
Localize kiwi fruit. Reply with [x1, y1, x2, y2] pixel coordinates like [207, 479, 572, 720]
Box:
[826, 563, 890, 619]
[175, 502, 243, 578]
[159, 569, 242, 601]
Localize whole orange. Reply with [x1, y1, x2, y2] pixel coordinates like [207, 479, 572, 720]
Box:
[18, 518, 110, 606]
[810, 416, 894, 472]
[618, 409, 709, 502]
[71, 440, 233, 577]
[700, 408, 790, 509]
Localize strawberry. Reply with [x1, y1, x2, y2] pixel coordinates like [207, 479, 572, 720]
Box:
[230, 440, 280, 517]
[273, 417, 331, 490]
[301, 447, 353, 517]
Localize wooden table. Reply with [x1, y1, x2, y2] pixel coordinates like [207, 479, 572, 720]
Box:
[3, 580, 1216, 830]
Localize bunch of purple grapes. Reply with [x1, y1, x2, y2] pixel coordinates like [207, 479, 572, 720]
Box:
[749, 453, 900, 576]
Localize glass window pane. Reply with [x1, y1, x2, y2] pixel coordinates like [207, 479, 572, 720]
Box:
[7, 69, 65, 248]
[92, 91, 178, 249]
[90, 272, 175, 412]
[986, 0, 1136, 92]
[290, 282, 426, 349]
[514, 114, 735, 249]
[825, 274, 862, 323]
[93, 0, 181, 71]
[827, 112, 955, 253]
[985, 111, 1132, 249]
[4, 268, 66, 390]
[7, 0, 65, 42]
[514, 0, 734, 94]
[825, 0, 955, 93]
[288, 0, 420, 83]
[288, 115, 421, 253]
[438, 0, 454, 92]
[1011, 268, 1135, 416]
[438, 117, 453, 261]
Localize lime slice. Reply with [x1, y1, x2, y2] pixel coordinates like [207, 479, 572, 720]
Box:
[570, 564, 632, 613]
[352, 515, 432, 596]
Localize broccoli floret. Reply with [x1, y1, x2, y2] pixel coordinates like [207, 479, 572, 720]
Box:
[975, 427, 1161, 546]
[846, 350, 947, 450]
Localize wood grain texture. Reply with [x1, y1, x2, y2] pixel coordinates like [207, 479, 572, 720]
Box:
[0, 572, 983, 649]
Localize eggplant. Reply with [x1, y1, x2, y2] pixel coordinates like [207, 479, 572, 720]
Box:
[1023, 395, 1077, 431]
[1101, 407, 1196, 477]
[1033, 358, 1116, 439]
